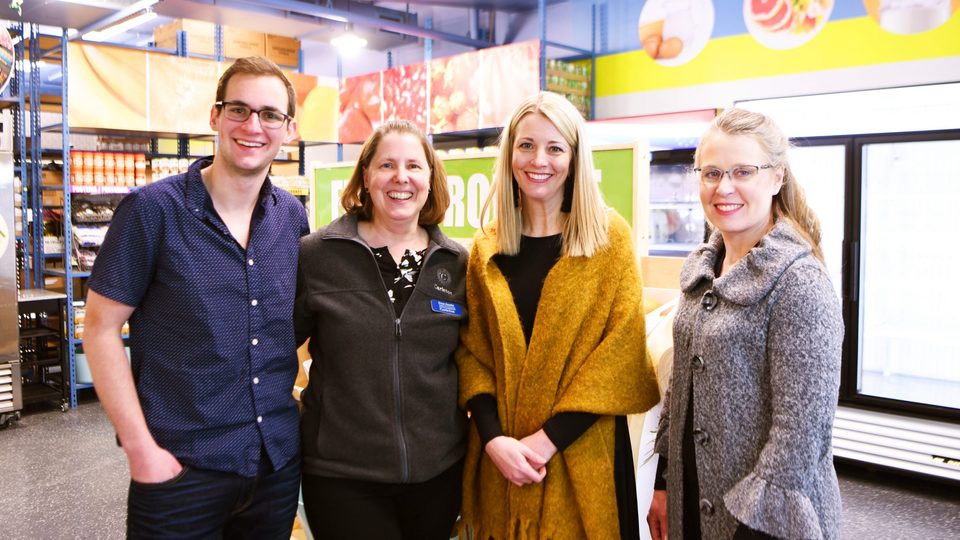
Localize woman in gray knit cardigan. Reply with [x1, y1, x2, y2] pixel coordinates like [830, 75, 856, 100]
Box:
[647, 108, 843, 540]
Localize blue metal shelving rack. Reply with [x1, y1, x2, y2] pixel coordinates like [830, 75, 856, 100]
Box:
[12, 23, 78, 409]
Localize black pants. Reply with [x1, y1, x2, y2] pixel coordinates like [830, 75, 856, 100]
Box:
[302, 458, 463, 540]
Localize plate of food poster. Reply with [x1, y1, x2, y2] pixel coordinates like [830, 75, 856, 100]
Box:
[744, 0, 834, 50]
[638, 0, 715, 67]
[864, 0, 958, 35]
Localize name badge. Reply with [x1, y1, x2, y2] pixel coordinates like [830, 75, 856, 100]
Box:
[431, 299, 463, 316]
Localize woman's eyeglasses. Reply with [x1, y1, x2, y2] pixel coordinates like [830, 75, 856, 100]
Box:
[694, 164, 773, 184]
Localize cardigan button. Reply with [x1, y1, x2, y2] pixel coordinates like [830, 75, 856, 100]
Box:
[701, 290, 718, 311]
[693, 428, 710, 445]
[699, 498, 715, 515]
[692, 355, 705, 371]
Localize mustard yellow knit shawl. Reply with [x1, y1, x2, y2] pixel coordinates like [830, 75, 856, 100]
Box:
[456, 211, 661, 540]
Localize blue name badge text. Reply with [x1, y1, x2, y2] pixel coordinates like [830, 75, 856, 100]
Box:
[431, 299, 463, 316]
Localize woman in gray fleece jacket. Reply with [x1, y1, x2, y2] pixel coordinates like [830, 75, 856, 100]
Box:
[647, 109, 843, 540]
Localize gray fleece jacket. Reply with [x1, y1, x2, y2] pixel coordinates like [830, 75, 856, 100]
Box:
[294, 214, 468, 483]
[656, 219, 843, 540]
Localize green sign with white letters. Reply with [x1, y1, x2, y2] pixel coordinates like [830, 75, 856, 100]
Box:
[313, 143, 642, 244]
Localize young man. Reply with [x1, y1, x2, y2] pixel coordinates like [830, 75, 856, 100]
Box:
[84, 56, 310, 539]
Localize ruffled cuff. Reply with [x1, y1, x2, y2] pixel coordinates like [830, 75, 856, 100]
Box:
[723, 472, 824, 540]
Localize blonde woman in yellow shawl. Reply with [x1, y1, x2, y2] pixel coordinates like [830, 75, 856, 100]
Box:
[456, 91, 660, 540]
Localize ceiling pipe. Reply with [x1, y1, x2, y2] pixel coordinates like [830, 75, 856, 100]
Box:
[233, 0, 494, 49]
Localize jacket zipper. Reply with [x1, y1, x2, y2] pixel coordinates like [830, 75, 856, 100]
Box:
[391, 244, 441, 483]
[347, 235, 447, 483]
[392, 315, 408, 482]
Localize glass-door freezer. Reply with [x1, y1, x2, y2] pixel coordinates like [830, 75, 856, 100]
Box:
[784, 134, 960, 482]
[857, 135, 960, 410]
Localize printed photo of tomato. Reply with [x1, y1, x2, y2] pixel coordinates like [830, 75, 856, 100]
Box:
[339, 72, 381, 143]
[430, 51, 480, 134]
[383, 63, 428, 134]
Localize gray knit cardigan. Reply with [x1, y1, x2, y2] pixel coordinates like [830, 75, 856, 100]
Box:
[655, 219, 843, 540]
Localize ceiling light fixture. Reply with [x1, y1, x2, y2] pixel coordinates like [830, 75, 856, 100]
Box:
[83, 8, 158, 42]
[330, 25, 367, 57]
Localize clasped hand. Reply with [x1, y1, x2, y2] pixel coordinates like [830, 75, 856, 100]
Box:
[485, 429, 557, 487]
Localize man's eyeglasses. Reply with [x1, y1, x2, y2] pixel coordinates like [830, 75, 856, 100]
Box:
[215, 101, 290, 129]
[694, 164, 773, 184]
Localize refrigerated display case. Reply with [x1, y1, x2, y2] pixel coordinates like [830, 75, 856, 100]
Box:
[648, 149, 704, 256]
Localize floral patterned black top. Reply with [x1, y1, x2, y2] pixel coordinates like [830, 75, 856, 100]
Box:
[372, 246, 427, 316]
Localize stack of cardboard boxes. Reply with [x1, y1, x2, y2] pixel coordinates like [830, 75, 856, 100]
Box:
[153, 19, 301, 68]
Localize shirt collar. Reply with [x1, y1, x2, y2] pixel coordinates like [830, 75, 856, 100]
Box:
[679, 219, 812, 305]
[322, 213, 461, 254]
[184, 156, 278, 219]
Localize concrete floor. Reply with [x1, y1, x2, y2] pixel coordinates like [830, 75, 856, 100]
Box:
[1, 398, 958, 540]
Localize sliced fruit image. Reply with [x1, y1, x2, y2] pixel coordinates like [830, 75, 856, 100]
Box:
[752, 0, 793, 32]
[746, 0, 833, 40]
[752, 0, 786, 22]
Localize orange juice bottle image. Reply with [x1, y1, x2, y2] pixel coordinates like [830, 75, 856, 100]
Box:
[92, 152, 105, 186]
[125, 153, 136, 186]
[135, 154, 147, 186]
[69, 150, 81, 186]
[81, 151, 94, 186]
[103, 152, 116, 187]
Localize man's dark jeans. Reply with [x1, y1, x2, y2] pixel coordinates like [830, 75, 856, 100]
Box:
[127, 452, 300, 539]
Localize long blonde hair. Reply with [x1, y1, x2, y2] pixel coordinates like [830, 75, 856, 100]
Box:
[695, 108, 825, 264]
[482, 91, 608, 257]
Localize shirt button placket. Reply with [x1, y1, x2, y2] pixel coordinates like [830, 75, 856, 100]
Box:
[247, 249, 264, 433]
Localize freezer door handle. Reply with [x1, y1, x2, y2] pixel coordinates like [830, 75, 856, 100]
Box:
[844, 240, 859, 303]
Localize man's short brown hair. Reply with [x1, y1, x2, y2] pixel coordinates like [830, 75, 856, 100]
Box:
[215, 56, 296, 117]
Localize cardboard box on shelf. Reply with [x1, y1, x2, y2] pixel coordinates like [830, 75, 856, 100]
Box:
[24, 37, 60, 60]
[224, 27, 265, 59]
[44, 275, 65, 290]
[42, 169, 63, 187]
[43, 236, 64, 254]
[266, 35, 300, 67]
[153, 19, 216, 57]
[42, 192, 64, 207]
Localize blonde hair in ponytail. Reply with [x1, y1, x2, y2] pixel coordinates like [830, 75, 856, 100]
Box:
[695, 108, 825, 264]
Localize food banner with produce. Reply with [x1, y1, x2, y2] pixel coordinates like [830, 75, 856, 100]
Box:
[313, 143, 644, 246]
[68, 42, 337, 140]
[338, 40, 540, 143]
[597, 0, 960, 117]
